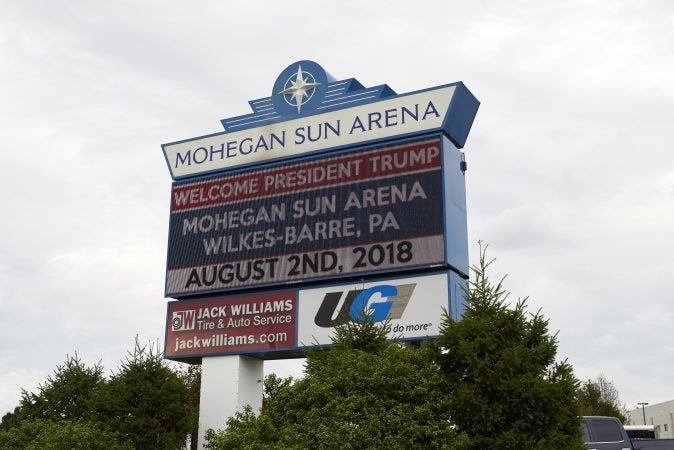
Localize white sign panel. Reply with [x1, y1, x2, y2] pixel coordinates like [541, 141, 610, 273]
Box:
[162, 86, 455, 178]
[297, 272, 451, 348]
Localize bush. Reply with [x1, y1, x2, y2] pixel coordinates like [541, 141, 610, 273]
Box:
[0, 419, 132, 450]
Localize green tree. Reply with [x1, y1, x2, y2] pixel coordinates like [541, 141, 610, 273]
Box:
[206, 316, 470, 449]
[17, 353, 104, 423]
[436, 245, 584, 450]
[578, 374, 627, 422]
[0, 419, 132, 450]
[178, 363, 202, 450]
[91, 338, 195, 449]
[0, 407, 22, 431]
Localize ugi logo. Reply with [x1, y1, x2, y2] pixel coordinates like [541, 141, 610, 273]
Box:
[172, 310, 196, 332]
[314, 284, 416, 327]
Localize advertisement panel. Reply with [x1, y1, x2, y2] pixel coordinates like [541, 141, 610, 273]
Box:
[165, 137, 447, 297]
[164, 271, 459, 360]
[165, 290, 296, 360]
[297, 272, 451, 348]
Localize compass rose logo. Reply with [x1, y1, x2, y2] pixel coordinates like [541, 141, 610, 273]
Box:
[278, 64, 321, 114]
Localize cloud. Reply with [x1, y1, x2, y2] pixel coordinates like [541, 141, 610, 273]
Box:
[2, 0, 674, 415]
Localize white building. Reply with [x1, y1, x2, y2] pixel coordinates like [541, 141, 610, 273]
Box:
[627, 400, 674, 439]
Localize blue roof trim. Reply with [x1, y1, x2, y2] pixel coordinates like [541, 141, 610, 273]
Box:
[215, 60, 478, 143]
[221, 76, 397, 132]
[441, 82, 480, 149]
[218, 80, 480, 140]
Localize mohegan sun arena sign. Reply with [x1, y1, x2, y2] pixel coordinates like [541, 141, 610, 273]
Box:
[163, 60, 477, 179]
[160, 60, 479, 448]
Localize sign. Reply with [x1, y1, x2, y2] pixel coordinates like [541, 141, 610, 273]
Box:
[165, 290, 296, 360]
[165, 137, 450, 297]
[297, 272, 459, 349]
[161, 61, 477, 448]
[165, 271, 463, 360]
[162, 60, 479, 179]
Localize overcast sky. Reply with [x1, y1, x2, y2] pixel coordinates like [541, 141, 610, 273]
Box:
[1, 0, 673, 417]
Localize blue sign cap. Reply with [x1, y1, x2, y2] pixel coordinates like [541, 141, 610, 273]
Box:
[222, 60, 397, 131]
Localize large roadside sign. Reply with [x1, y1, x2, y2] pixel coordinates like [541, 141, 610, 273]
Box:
[165, 136, 465, 297]
[161, 59, 478, 348]
[161, 61, 479, 447]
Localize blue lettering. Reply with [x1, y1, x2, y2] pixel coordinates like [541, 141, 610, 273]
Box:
[307, 124, 322, 143]
[349, 116, 366, 134]
[384, 108, 398, 127]
[226, 141, 237, 158]
[210, 143, 224, 161]
[294, 127, 306, 145]
[239, 138, 253, 155]
[423, 101, 440, 120]
[368, 111, 382, 130]
[401, 105, 419, 124]
[193, 147, 208, 164]
[325, 120, 340, 138]
[255, 135, 269, 152]
[270, 131, 285, 149]
[350, 285, 397, 322]
[175, 151, 191, 168]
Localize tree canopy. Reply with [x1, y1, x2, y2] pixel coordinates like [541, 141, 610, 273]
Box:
[578, 374, 628, 423]
[0, 419, 132, 450]
[207, 246, 584, 449]
[435, 246, 585, 450]
[0, 339, 198, 450]
[206, 317, 470, 450]
[90, 340, 196, 449]
[2, 246, 586, 450]
[17, 353, 104, 423]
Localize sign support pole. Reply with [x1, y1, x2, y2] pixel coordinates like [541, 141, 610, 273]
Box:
[197, 355, 263, 450]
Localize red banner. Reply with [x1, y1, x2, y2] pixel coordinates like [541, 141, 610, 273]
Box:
[170, 139, 441, 212]
[165, 290, 296, 359]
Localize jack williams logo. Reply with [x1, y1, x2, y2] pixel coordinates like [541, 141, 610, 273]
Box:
[314, 284, 416, 327]
[171, 310, 196, 332]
